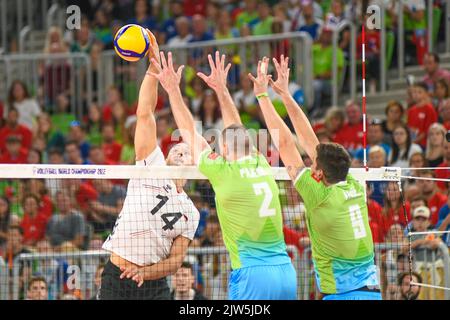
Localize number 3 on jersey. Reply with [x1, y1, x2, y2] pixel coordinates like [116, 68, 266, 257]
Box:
[349, 204, 367, 239]
[253, 182, 276, 217]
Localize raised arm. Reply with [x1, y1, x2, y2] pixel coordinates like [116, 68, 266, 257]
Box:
[197, 51, 242, 127]
[269, 55, 319, 161]
[150, 52, 210, 162]
[134, 31, 161, 161]
[249, 57, 304, 181]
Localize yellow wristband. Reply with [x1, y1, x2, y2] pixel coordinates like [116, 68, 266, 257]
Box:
[256, 92, 269, 100]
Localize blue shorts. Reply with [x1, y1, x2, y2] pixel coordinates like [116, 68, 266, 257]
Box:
[228, 263, 297, 300]
[323, 290, 382, 300]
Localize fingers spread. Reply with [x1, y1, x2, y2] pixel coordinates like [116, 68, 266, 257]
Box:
[160, 51, 167, 69]
[224, 63, 231, 76]
[208, 54, 215, 72]
[176, 65, 185, 78]
[167, 52, 174, 71]
[248, 73, 257, 83]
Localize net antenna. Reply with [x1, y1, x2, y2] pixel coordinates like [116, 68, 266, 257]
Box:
[361, 23, 368, 172]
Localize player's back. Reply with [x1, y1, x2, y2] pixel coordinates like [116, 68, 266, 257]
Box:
[295, 168, 378, 294]
[198, 149, 290, 270]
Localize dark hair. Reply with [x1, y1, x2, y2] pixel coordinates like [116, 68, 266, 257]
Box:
[385, 100, 404, 116]
[398, 271, 422, 286]
[418, 169, 436, 178]
[22, 193, 40, 209]
[410, 196, 427, 206]
[28, 276, 48, 291]
[316, 143, 351, 184]
[8, 80, 30, 106]
[28, 148, 43, 163]
[65, 140, 79, 149]
[414, 82, 429, 92]
[221, 124, 254, 157]
[425, 52, 440, 64]
[0, 196, 11, 232]
[390, 124, 412, 163]
[199, 93, 221, 127]
[180, 261, 193, 273]
[206, 214, 219, 225]
[48, 148, 64, 157]
[435, 79, 450, 98]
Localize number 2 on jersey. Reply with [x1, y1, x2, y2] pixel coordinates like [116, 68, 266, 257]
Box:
[253, 182, 276, 217]
[349, 204, 367, 239]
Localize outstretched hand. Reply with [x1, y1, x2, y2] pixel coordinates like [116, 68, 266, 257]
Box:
[150, 51, 184, 93]
[120, 265, 145, 287]
[270, 55, 290, 96]
[146, 29, 160, 66]
[248, 57, 272, 96]
[197, 51, 232, 92]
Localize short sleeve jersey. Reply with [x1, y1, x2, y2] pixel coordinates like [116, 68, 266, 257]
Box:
[102, 147, 200, 266]
[198, 149, 290, 270]
[294, 168, 379, 294]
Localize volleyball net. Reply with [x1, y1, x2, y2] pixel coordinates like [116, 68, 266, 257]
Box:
[0, 164, 449, 300]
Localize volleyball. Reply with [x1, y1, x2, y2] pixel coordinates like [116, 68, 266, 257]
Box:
[114, 24, 152, 62]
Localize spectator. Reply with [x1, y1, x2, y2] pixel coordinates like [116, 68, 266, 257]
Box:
[233, 73, 259, 128]
[407, 82, 438, 148]
[366, 186, 385, 243]
[24, 179, 53, 221]
[160, 0, 185, 42]
[91, 263, 105, 300]
[101, 123, 122, 163]
[388, 124, 422, 170]
[312, 106, 345, 142]
[382, 182, 411, 235]
[433, 78, 449, 109]
[92, 8, 113, 48]
[34, 239, 69, 300]
[252, 1, 274, 36]
[289, 0, 323, 31]
[171, 261, 207, 300]
[436, 140, 450, 191]
[46, 191, 87, 250]
[167, 16, 193, 46]
[382, 224, 409, 300]
[110, 101, 128, 144]
[205, 2, 219, 34]
[42, 26, 71, 108]
[0, 136, 28, 164]
[355, 119, 391, 165]
[214, 10, 239, 56]
[403, 0, 427, 65]
[188, 15, 214, 69]
[334, 100, 363, 154]
[197, 90, 223, 131]
[33, 113, 65, 153]
[45, 148, 65, 197]
[0, 108, 32, 153]
[368, 145, 387, 168]
[120, 115, 136, 165]
[50, 93, 76, 137]
[439, 98, 450, 130]
[1, 226, 32, 270]
[27, 148, 42, 164]
[6, 80, 41, 130]
[61, 179, 98, 216]
[273, 3, 292, 33]
[235, 0, 259, 30]
[195, 214, 220, 247]
[86, 103, 103, 146]
[282, 182, 307, 232]
[310, 26, 344, 118]
[67, 121, 91, 161]
[101, 86, 124, 123]
[324, 0, 350, 51]
[70, 18, 95, 54]
[26, 277, 48, 300]
[90, 179, 125, 235]
[127, 0, 158, 30]
[183, 0, 207, 17]
[422, 53, 450, 91]
[404, 152, 428, 190]
[437, 188, 450, 247]
[381, 101, 405, 145]
[409, 206, 445, 300]
[425, 123, 447, 167]
[415, 170, 448, 225]
[64, 141, 90, 165]
[297, 0, 323, 41]
[357, 15, 380, 93]
[398, 272, 422, 300]
[20, 194, 49, 246]
[89, 145, 114, 165]
[0, 196, 11, 246]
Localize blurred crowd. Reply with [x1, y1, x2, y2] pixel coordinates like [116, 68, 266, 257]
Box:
[0, 0, 449, 300]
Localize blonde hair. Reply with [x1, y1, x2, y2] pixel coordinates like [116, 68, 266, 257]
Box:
[43, 26, 68, 54]
[324, 106, 345, 130]
[425, 122, 446, 159]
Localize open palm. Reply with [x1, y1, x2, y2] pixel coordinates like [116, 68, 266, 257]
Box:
[270, 55, 290, 96]
[197, 51, 231, 92]
[149, 51, 184, 93]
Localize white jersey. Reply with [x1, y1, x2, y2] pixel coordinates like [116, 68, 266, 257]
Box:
[102, 147, 200, 266]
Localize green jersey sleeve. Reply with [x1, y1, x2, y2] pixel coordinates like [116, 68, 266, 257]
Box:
[197, 149, 226, 182]
[294, 168, 327, 209]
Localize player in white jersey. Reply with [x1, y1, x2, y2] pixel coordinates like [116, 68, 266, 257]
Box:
[99, 32, 199, 300]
